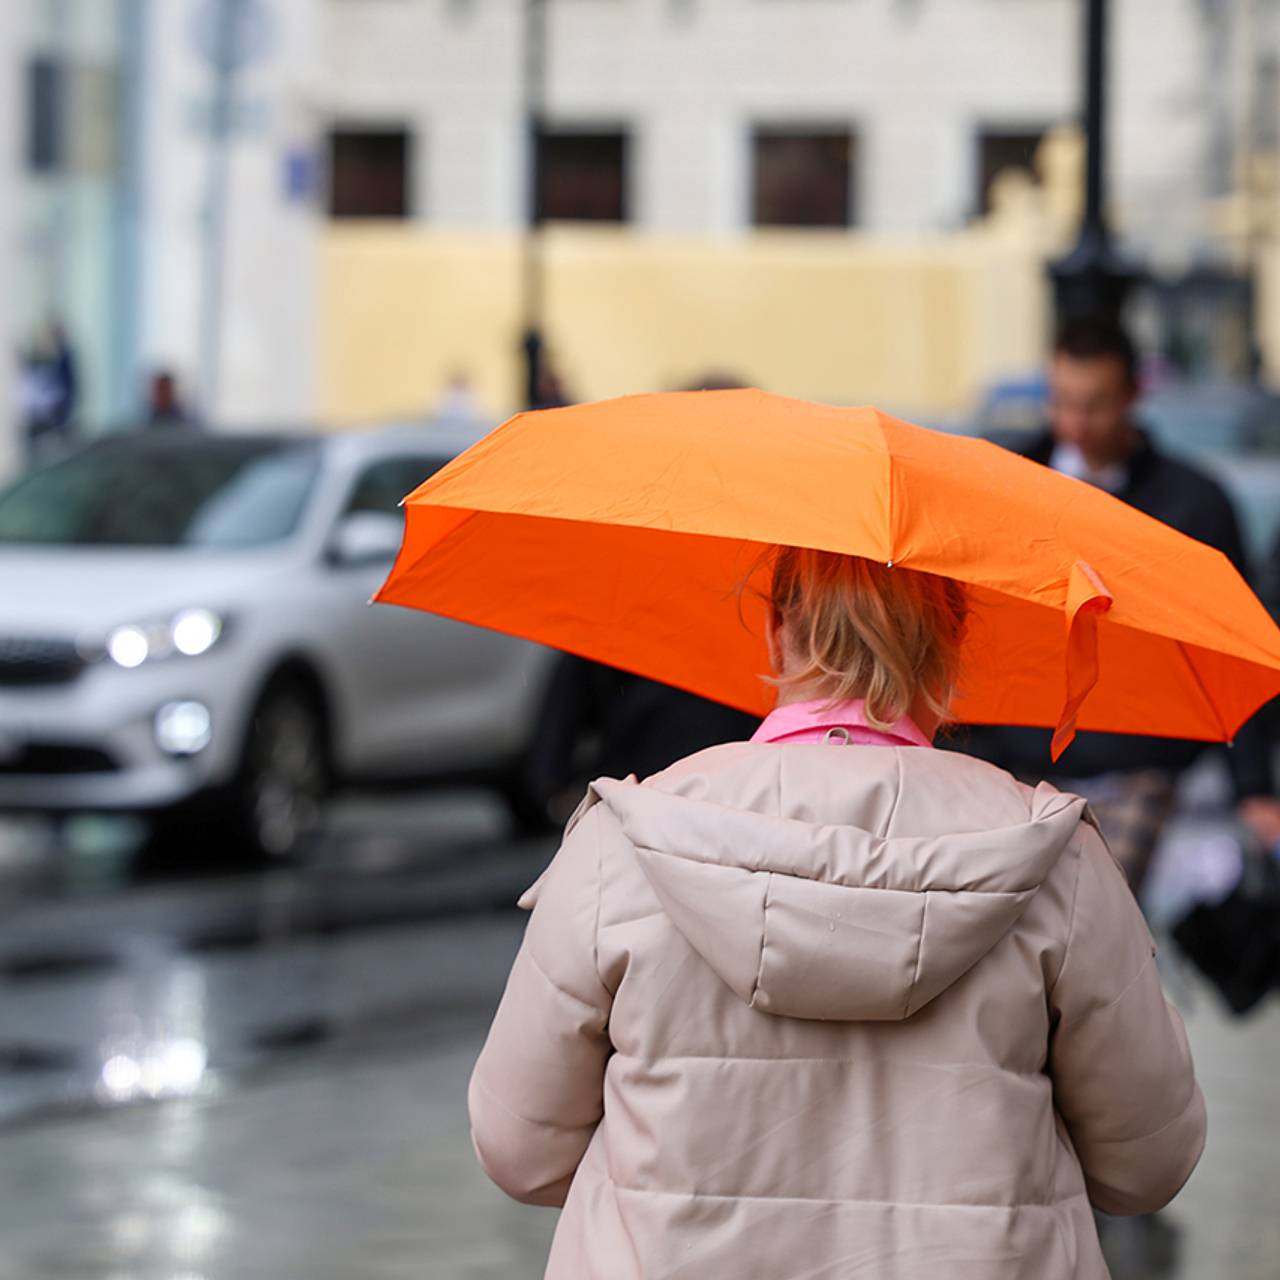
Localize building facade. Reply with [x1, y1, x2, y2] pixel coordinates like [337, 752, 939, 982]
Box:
[6, 0, 1275, 450]
[321, 0, 1235, 246]
[12, 0, 321, 442]
[317, 0, 1273, 418]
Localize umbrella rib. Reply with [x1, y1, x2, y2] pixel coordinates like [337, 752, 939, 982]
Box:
[1174, 640, 1231, 742]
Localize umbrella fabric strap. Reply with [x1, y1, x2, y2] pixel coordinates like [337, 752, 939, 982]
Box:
[1051, 560, 1113, 762]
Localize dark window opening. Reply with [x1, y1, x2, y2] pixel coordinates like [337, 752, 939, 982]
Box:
[26, 57, 65, 173]
[535, 129, 628, 223]
[328, 128, 411, 219]
[752, 128, 855, 228]
[976, 129, 1046, 215]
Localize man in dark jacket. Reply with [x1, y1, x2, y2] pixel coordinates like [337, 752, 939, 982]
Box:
[963, 317, 1280, 892]
[523, 656, 759, 825]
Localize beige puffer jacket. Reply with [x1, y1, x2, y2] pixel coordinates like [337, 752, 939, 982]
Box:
[470, 743, 1206, 1279]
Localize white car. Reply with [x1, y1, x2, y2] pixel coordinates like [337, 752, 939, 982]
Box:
[0, 423, 556, 856]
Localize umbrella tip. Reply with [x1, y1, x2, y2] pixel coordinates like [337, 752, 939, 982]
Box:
[886, 560, 895, 569]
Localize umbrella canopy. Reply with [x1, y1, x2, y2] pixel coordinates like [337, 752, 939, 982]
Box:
[375, 389, 1280, 760]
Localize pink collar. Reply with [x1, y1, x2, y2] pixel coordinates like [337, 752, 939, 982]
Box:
[750, 698, 933, 749]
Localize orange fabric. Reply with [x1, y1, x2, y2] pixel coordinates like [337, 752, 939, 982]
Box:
[1050, 561, 1114, 762]
[376, 389, 1280, 753]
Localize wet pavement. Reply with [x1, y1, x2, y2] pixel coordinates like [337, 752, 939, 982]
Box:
[0, 789, 1276, 1278]
[0, 793, 552, 1125]
[0, 919, 555, 1280]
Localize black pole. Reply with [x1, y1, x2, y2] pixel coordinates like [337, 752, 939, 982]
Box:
[1049, 0, 1140, 324]
[1081, 0, 1105, 237]
[521, 0, 547, 408]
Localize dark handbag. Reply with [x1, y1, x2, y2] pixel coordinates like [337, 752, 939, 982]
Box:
[1171, 849, 1280, 1016]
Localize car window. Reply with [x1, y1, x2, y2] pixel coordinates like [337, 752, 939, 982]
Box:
[0, 437, 321, 548]
[342, 456, 448, 517]
[186, 449, 322, 547]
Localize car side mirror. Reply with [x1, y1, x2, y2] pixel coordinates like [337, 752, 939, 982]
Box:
[327, 511, 404, 568]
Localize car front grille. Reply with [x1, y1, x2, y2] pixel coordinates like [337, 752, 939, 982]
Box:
[0, 743, 118, 775]
[0, 636, 86, 687]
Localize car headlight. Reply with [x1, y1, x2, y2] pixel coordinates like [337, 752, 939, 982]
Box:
[155, 701, 213, 755]
[172, 608, 222, 656]
[106, 609, 227, 669]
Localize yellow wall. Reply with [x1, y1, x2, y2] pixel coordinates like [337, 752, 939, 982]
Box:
[1257, 243, 1280, 386]
[318, 223, 1053, 427]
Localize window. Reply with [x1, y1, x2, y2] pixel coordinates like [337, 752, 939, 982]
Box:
[535, 129, 628, 222]
[343, 457, 447, 517]
[328, 128, 411, 218]
[752, 128, 855, 228]
[976, 128, 1046, 215]
[26, 57, 64, 173]
[26, 58, 118, 177]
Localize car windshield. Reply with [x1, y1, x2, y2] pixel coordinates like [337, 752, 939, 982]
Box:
[0, 436, 322, 549]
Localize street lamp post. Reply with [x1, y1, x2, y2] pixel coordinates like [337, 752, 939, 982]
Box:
[521, 0, 548, 409]
[1049, 0, 1142, 323]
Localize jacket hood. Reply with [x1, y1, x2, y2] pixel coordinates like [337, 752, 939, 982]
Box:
[591, 768, 1087, 1023]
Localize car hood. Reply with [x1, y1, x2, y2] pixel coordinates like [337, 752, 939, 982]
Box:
[0, 546, 295, 638]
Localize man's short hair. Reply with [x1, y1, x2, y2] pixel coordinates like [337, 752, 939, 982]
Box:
[1052, 316, 1138, 387]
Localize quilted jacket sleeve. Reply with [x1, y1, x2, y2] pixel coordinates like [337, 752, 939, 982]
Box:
[468, 800, 614, 1207]
[1047, 821, 1207, 1216]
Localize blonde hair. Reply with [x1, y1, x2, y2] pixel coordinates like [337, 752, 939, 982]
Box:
[765, 548, 968, 731]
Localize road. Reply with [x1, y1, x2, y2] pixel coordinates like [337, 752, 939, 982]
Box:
[0, 792, 1276, 1278]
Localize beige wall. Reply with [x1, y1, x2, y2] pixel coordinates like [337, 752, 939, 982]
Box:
[1257, 244, 1280, 387]
[318, 223, 1053, 426]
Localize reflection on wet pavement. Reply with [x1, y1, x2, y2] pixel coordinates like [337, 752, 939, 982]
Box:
[0, 793, 552, 1124]
[0, 988, 553, 1280]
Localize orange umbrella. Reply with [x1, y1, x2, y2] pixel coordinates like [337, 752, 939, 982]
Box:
[376, 389, 1280, 760]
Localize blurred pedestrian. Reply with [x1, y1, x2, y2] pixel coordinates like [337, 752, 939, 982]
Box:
[1254, 525, 1280, 845]
[1265, 524, 1280, 622]
[18, 347, 59, 460]
[146, 369, 195, 430]
[45, 321, 77, 430]
[963, 316, 1280, 894]
[433, 371, 480, 423]
[20, 321, 78, 465]
[470, 549, 1205, 1277]
[532, 357, 571, 410]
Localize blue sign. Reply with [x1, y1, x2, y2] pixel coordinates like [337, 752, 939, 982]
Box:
[284, 148, 319, 203]
[190, 0, 277, 73]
